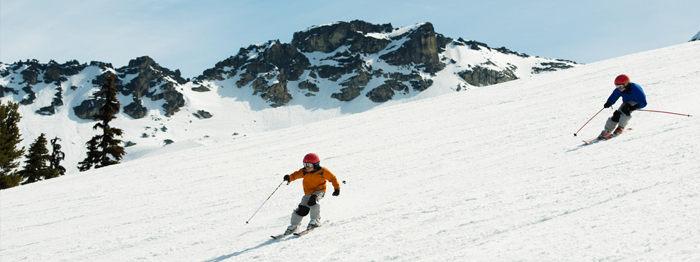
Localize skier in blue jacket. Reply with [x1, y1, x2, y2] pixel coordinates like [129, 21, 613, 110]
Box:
[599, 74, 647, 139]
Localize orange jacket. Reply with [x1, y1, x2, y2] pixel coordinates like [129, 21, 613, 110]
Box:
[289, 167, 340, 195]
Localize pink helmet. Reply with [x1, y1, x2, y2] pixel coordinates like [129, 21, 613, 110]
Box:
[303, 153, 320, 164]
[614, 74, 630, 85]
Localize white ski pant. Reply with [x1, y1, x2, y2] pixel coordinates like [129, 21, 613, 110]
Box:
[290, 191, 325, 227]
[604, 101, 637, 132]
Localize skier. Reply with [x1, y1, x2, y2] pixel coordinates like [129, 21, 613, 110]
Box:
[598, 74, 647, 139]
[282, 153, 340, 235]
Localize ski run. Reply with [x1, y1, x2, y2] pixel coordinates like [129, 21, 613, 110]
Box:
[1, 42, 700, 261]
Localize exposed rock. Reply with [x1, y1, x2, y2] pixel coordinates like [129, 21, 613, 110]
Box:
[73, 98, 105, 119]
[292, 20, 393, 53]
[332, 70, 371, 101]
[458, 65, 518, 87]
[260, 81, 293, 107]
[409, 79, 434, 92]
[193, 110, 212, 119]
[263, 41, 310, 81]
[191, 85, 210, 92]
[36, 105, 55, 115]
[690, 30, 700, 42]
[453, 38, 490, 51]
[119, 56, 186, 117]
[366, 80, 408, 103]
[236, 73, 256, 88]
[20, 85, 36, 105]
[35, 86, 64, 115]
[74, 56, 187, 119]
[123, 100, 148, 119]
[2, 86, 18, 96]
[21, 67, 39, 85]
[313, 65, 351, 81]
[2, 20, 580, 120]
[38, 60, 85, 84]
[298, 80, 319, 92]
[379, 23, 447, 74]
[155, 83, 185, 117]
[532, 61, 575, 74]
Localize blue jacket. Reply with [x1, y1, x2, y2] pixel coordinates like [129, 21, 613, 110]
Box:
[606, 82, 647, 109]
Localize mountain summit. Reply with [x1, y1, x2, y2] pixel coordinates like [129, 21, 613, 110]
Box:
[1, 20, 577, 174]
[2, 21, 576, 117]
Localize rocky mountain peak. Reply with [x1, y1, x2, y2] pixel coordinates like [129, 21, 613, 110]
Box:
[3, 20, 578, 120]
[292, 20, 393, 53]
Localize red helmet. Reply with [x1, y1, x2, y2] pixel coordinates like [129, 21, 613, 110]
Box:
[303, 153, 320, 164]
[614, 74, 630, 85]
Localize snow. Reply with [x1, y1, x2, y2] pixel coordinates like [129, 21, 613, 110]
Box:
[365, 23, 425, 40]
[1, 22, 575, 175]
[2, 41, 700, 261]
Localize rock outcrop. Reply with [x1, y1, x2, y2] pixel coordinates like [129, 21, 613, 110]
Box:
[1, 20, 579, 120]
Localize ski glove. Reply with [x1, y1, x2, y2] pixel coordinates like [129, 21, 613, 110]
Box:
[332, 189, 340, 196]
[307, 194, 318, 206]
[283, 175, 290, 182]
[621, 103, 638, 116]
[604, 102, 612, 108]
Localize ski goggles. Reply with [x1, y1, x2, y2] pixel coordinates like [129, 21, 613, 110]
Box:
[615, 84, 626, 90]
[303, 162, 315, 169]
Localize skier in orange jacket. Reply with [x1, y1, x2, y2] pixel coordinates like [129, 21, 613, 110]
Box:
[282, 153, 340, 235]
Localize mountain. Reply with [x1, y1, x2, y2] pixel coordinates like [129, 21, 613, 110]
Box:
[1, 41, 698, 261]
[692, 29, 700, 41]
[1, 20, 577, 174]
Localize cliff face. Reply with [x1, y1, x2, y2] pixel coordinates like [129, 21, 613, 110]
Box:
[197, 21, 445, 105]
[1, 20, 577, 118]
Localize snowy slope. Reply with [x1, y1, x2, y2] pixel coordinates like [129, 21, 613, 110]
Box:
[1, 22, 576, 175]
[1, 41, 699, 261]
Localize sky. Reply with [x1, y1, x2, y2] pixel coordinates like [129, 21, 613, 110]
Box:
[2, 40, 699, 261]
[1, 0, 699, 79]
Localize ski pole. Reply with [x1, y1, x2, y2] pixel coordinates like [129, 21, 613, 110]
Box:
[246, 180, 286, 224]
[574, 108, 605, 137]
[637, 109, 692, 117]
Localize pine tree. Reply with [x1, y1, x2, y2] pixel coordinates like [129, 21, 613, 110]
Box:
[49, 136, 66, 178]
[78, 73, 126, 171]
[19, 133, 51, 185]
[77, 137, 99, 171]
[0, 101, 25, 189]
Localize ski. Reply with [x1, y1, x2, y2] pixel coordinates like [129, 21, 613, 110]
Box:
[271, 234, 290, 240]
[293, 221, 329, 236]
[582, 128, 632, 145]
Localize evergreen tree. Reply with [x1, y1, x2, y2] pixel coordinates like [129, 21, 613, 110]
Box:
[79, 74, 126, 171]
[19, 133, 51, 185]
[49, 136, 66, 178]
[0, 101, 25, 189]
[77, 137, 99, 171]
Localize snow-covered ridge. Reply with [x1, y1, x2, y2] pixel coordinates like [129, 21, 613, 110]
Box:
[691, 30, 700, 41]
[1, 20, 577, 175]
[365, 22, 426, 40]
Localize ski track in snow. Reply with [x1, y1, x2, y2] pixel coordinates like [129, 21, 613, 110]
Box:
[2, 41, 700, 261]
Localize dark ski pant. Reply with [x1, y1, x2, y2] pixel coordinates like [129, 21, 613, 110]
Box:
[604, 101, 638, 132]
[290, 191, 325, 228]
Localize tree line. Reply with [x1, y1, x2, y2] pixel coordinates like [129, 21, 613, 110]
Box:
[1, 73, 126, 189]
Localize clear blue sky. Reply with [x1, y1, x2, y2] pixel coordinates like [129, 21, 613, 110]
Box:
[1, 0, 699, 78]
